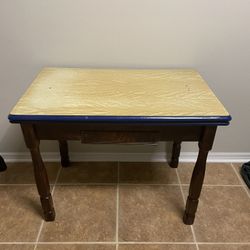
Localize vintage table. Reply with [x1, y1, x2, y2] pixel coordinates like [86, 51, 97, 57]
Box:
[8, 68, 231, 225]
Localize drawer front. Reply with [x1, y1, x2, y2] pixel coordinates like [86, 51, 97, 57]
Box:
[81, 131, 160, 144]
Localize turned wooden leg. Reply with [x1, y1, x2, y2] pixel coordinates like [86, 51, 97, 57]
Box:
[169, 141, 181, 168]
[58, 140, 70, 167]
[0, 156, 7, 172]
[21, 124, 55, 221]
[183, 126, 217, 225]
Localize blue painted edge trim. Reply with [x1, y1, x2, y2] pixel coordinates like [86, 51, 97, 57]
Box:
[8, 114, 231, 126]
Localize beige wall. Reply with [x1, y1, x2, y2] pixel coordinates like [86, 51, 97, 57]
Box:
[0, 0, 249, 154]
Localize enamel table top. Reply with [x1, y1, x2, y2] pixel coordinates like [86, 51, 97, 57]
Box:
[9, 68, 231, 125]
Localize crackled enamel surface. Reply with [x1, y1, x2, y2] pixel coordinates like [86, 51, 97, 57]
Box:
[10, 68, 229, 117]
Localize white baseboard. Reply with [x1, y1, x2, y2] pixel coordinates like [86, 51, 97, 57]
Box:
[1, 152, 249, 163]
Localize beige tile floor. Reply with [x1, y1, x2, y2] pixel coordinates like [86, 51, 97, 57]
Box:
[0, 162, 249, 250]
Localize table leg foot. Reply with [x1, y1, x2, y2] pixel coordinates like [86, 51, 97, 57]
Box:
[183, 211, 195, 225]
[169, 141, 181, 168]
[41, 195, 55, 221]
[183, 196, 198, 225]
[59, 140, 70, 167]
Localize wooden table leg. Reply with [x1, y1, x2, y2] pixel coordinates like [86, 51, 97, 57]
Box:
[183, 126, 217, 225]
[58, 140, 70, 167]
[0, 155, 7, 172]
[169, 141, 181, 168]
[21, 124, 55, 221]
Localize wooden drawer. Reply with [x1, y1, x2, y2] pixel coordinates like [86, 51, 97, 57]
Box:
[81, 131, 160, 144]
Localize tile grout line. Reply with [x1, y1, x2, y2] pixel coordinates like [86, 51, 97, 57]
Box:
[53, 183, 177, 186]
[0, 183, 244, 187]
[181, 184, 243, 187]
[116, 162, 120, 250]
[118, 242, 250, 245]
[175, 169, 199, 250]
[33, 167, 62, 250]
[2, 241, 250, 245]
[0, 184, 36, 186]
[54, 183, 120, 186]
[230, 163, 250, 199]
[1, 183, 242, 187]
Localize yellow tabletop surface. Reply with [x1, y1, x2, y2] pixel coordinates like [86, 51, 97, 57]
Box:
[10, 68, 229, 118]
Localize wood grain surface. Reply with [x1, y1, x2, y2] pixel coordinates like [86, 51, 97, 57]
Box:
[10, 68, 229, 117]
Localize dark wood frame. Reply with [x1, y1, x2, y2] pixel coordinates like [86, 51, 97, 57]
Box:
[0, 155, 7, 172]
[20, 121, 217, 225]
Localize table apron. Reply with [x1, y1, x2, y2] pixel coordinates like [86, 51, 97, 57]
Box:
[30, 123, 204, 142]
